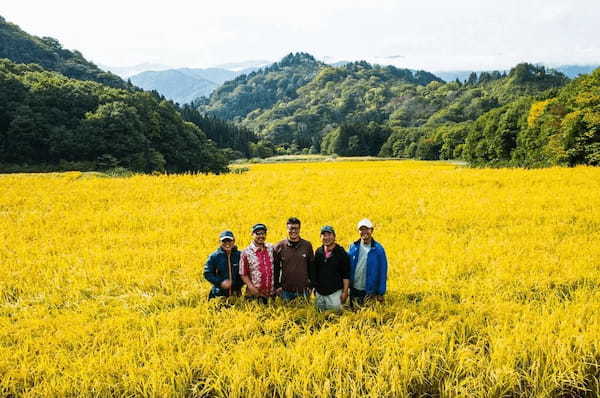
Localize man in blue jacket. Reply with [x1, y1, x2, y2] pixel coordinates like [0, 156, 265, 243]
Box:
[348, 218, 388, 307]
[203, 230, 244, 299]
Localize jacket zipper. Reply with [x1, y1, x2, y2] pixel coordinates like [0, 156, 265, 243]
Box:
[226, 251, 233, 296]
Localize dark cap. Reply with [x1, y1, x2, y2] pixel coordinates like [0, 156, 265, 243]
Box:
[320, 225, 335, 234]
[251, 223, 267, 233]
[219, 230, 234, 241]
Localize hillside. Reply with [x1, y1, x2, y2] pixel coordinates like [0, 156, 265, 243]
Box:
[382, 64, 600, 167]
[242, 61, 445, 149]
[128, 67, 254, 105]
[222, 60, 565, 156]
[198, 52, 326, 121]
[0, 15, 127, 89]
[0, 59, 227, 173]
[197, 59, 576, 165]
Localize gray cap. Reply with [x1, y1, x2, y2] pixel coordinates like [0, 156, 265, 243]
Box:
[219, 230, 234, 241]
[251, 223, 267, 233]
[320, 225, 335, 234]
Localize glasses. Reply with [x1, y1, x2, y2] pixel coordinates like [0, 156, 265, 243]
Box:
[221, 239, 233, 243]
[288, 226, 300, 231]
[253, 231, 266, 236]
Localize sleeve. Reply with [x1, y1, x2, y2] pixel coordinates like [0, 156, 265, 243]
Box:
[347, 244, 354, 282]
[340, 248, 351, 280]
[306, 242, 315, 285]
[203, 253, 223, 287]
[307, 243, 315, 268]
[273, 244, 282, 289]
[308, 249, 318, 288]
[378, 246, 388, 295]
[239, 250, 249, 276]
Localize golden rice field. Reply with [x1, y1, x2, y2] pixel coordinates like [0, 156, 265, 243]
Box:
[1, 160, 600, 397]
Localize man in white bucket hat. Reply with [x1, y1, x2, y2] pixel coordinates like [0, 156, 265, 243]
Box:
[347, 218, 388, 307]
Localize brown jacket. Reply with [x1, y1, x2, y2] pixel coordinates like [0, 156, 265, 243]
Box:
[274, 238, 314, 292]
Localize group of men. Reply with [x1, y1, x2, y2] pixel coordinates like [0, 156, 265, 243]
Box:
[203, 217, 388, 311]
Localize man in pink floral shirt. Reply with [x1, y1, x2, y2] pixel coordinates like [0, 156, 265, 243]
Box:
[239, 223, 276, 303]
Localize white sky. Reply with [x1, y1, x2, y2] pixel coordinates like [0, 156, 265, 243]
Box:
[2, 0, 600, 71]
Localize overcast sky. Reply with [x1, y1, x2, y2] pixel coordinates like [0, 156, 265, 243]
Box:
[2, 0, 600, 71]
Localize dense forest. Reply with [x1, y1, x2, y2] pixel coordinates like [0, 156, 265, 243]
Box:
[0, 16, 235, 173]
[0, 59, 228, 173]
[198, 53, 599, 167]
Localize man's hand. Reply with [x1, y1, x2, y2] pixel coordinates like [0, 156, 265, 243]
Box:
[275, 287, 283, 296]
[340, 290, 349, 304]
[246, 284, 260, 296]
[375, 295, 384, 303]
[220, 279, 232, 290]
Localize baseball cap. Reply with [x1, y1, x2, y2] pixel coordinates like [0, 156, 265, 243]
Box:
[219, 230, 234, 241]
[320, 225, 335, 234]
[357, 218, 374, 230]
[251, 223, 267, 233]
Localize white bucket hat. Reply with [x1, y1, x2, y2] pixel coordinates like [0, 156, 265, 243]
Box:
[357, 218, 374, 230]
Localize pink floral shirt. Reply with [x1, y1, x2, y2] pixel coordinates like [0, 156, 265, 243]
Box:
[239, 242, 275, 296]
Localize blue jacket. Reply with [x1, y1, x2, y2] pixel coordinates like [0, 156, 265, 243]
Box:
[203, 247, 244, 293]
[348, 239, 388, 295]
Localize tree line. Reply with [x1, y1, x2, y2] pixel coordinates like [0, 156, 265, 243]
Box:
[198, 54, 599, 167]
[0, 59, 228, 173]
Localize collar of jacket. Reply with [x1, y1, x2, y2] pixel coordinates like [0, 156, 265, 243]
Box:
[249, 241, 270, 252]
[353, 238, 376, 248]
[218, 246, 238, 254]
[286, 238, 304, 247]
[321, 243, 341, 252]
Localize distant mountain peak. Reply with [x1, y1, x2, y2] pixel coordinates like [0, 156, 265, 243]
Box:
[213, 59, 271, 72]
[278, 52, 320, 67]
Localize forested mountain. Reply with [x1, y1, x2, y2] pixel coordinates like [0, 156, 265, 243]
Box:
[129, 67, 257, 105]
[0, 59, 227, 173]
[179, 104, 258, 159]
[198, 53, 595, 167]
[242, 61, 444, 150]
[100, 62, 171, 78]
[0, 15, 251, 173]
[198, 54, 443, 151]
[463, 67, 600, 167]
[176, 68, 239, 85]
[198, 53, 326, 120]
[375, 64, 600, 167]
[130, 70, 219, 105]
[0, 16, 126, 89]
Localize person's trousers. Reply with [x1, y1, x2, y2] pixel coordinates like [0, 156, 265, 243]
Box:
[281, 290, 310, 301]
[315, 289, 343, 311]
[208, 286, 241, 299]
[350, 287, 367, 308]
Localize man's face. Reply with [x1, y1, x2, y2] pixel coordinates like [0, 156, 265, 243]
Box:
[252, 229, 267, 245]
[221, 238, 234, 251]
[359, 226, 373, 242]
[287, 223, 300, 240]
[321, 231, 335, 246]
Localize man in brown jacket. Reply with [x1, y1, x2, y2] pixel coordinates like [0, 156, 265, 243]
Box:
[274, 217, 314, 301]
